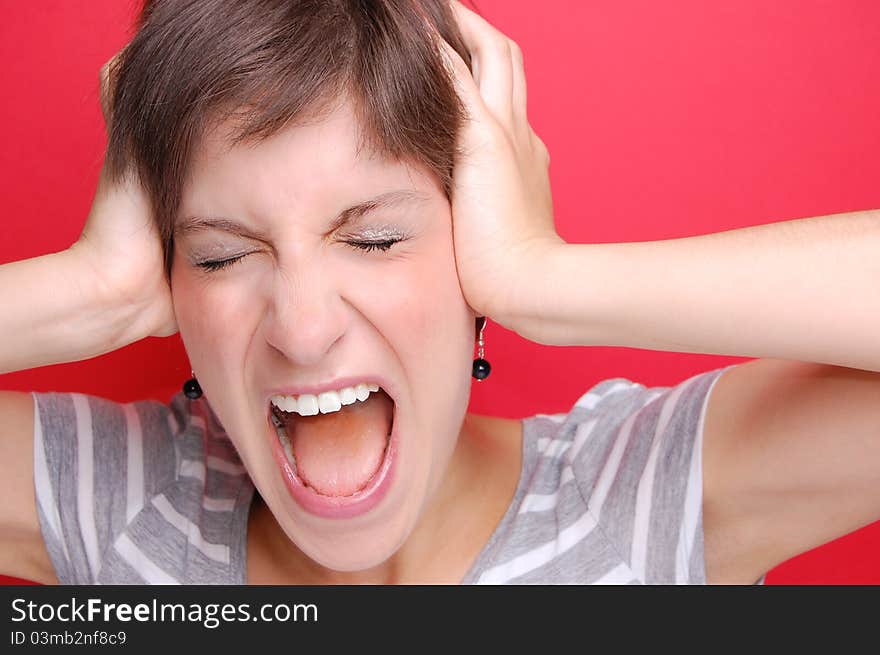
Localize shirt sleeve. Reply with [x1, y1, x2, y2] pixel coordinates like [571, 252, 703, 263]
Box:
[567, 364, 735, 584]
[32, 392, 177, 584]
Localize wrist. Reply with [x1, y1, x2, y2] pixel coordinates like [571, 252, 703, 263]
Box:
[0, 247, 147, 373]
[490, 238, 573, 343]
[498, 240, 624, 347]
[62, 242, 158, 351]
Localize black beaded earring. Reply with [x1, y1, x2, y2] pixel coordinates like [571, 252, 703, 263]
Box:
[472, 316, 492, 381]
[183, 371, 203, 399]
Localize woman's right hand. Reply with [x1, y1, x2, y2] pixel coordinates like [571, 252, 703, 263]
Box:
[0, 53, 176, 374]
[70, 54, 177, 339]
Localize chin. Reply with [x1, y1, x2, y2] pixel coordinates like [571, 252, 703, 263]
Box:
[203, 350, 471, 575]
[267, 479, 424, 573]
[300, 528, 409, 573]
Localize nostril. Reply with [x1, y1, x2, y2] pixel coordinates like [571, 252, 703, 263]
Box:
[264, 291, 348, 367]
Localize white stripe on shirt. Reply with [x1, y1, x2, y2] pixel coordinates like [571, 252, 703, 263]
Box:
[518, 467, 576, 514]
[180, 459, 206, 483]
[166, 411, 180, 437]
[630, 378, 692, 581]
[491, 406, 641, 581]
[589, 410, 638, 512]
[565, 417, 598, 465]
[206, 456, 246, 476]
[188, 415, 207, 431]
[533, 413, 567, 424]
[675, 435, 704, 584]
[114, 534, 179, 584]
[536, 437, 571, 459]
[518, 418, 599, 515]
[123, 404, 144, 523]
[676, 371, 724, 583]
[593, 562, 638, 585]
[477, 509, 599, 583]
[72, 394, 101, 579]
[574, 381, 634, 411]
[152, 495, 230, 564]
[32, 396, 72, 567]
[202, 496, 237, 513]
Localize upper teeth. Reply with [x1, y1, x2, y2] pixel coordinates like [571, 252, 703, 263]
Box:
[270, 382, 380, 416]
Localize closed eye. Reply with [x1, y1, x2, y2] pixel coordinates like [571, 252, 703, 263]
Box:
[196, 237, 406, 272]
[196, 254, 248, 272]
[346, 238, 405, 253]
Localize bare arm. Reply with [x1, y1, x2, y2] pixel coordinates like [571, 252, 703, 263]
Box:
[441, 2, 880, 373]
[1, 51, 175, 376]
[0, 56, 175, 581]
[510, 210, 880, 373]
[510, 207, 880, 581]
[441, 1, 880, 582]
[0, 241, 166, 375]
[0, 392, 56, 583]
[701, 359, 880, 583]
[0, 175, 172, 581]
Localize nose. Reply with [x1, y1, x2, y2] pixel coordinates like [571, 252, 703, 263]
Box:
[263, 257, 348, 367]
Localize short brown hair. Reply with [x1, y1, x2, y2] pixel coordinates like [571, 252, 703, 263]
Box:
[105, 0, 473, 271]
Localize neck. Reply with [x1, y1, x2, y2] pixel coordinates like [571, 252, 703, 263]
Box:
[247, 413, 519, 585]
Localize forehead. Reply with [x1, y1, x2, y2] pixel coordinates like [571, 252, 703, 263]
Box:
[182, 99, 439, 216]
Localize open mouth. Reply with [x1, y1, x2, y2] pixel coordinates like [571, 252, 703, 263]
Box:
[267, 381, 398, 517]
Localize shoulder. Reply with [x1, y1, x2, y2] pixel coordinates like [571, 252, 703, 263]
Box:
[469, 365, 733, 584]
[32, 390, 251, 584]
[702, 358, 880, 583]
[0, 391, 51, 583]
[31, 391, 180, 583]
[525, 365, 730, 500]
[571, 366, 731, 583]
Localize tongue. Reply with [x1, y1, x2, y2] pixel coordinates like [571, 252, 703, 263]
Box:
[288, 390, 393, 497]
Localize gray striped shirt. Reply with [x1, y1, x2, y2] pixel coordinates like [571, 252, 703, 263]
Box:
[33, 365, 733, 584]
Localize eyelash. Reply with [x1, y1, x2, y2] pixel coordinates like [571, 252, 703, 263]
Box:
[195, 239, 405, 273]
[197, 256, 246, 273]
[345, 238, 403, 253]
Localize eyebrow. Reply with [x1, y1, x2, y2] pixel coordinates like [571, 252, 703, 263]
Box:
[176, 189, 430, 238]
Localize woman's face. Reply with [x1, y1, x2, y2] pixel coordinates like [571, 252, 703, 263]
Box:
[171, 100, 475, 571]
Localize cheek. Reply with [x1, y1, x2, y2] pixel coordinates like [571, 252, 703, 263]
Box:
[170, 261, 268, 369]
[364, 234, 471, 358]
[369, 235, 474, 436]
[171, 229, 472, 378]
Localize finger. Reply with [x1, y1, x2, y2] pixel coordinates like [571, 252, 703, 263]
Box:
[449, 0, 515, 129]
[437, 37, 493, 128]
[509, 38, 529, 134]
[529, 127, 551, 167]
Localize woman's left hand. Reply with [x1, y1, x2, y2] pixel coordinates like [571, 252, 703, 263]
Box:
[440, 1, 566, 334]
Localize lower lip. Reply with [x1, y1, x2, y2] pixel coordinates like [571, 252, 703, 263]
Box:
[267, 406, 398, 519]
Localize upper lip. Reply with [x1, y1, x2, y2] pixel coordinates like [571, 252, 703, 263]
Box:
[265, 375, 398, 405]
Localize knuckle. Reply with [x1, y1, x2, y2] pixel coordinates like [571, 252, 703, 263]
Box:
[480, 122, 515, 157]
[484, 120, 509, 148]
[533, 134, 550, 163]
[489, 35, 510, 60]
[508, 39, 523, 63]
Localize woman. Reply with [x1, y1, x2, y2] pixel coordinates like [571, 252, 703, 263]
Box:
[1, 0, 878, 584]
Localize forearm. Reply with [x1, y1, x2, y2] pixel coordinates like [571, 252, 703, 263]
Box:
[0, 248, 154, 374]
[519, 209, 880, 372]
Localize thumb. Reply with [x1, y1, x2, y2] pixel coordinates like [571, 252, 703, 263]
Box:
[437, 38, 493, 129]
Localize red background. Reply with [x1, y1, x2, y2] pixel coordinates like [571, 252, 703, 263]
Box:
[1, 1, 878, 584]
